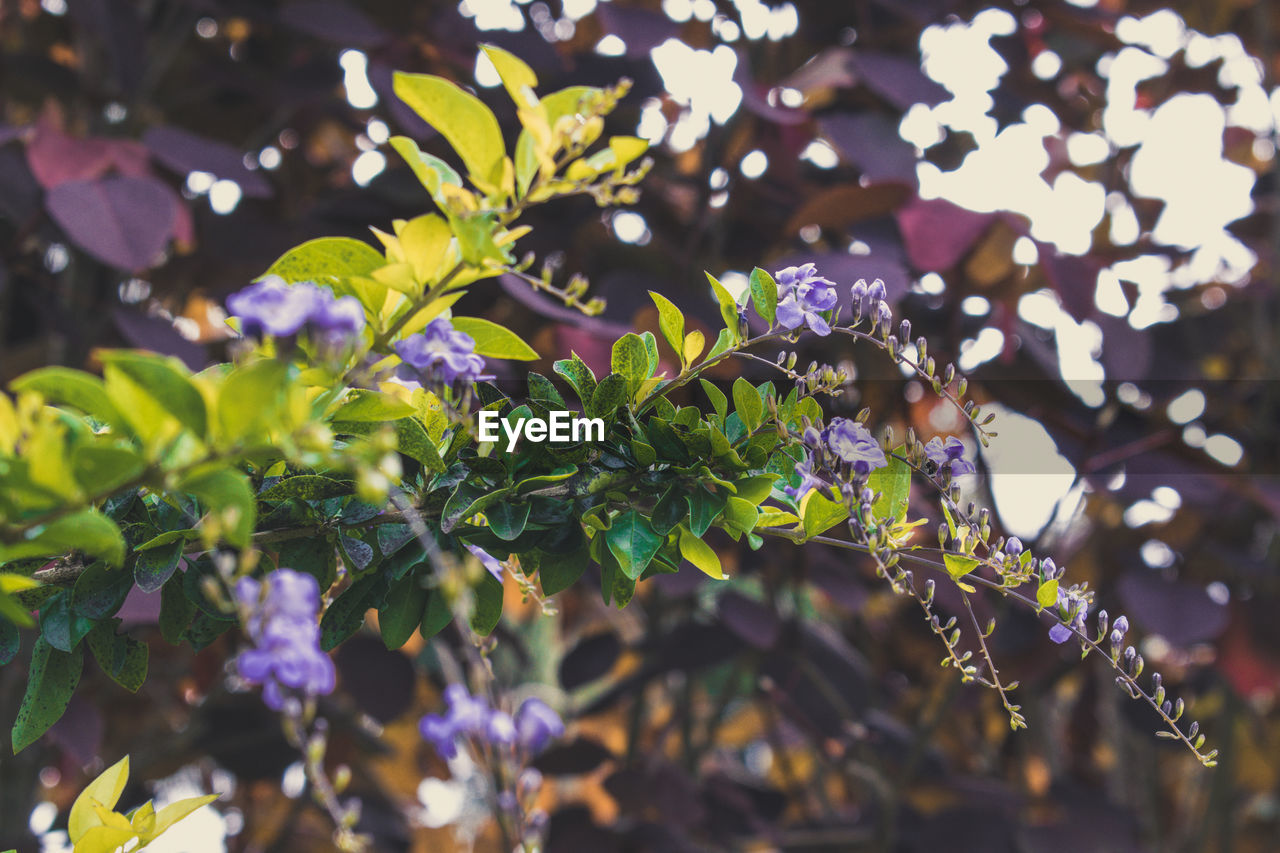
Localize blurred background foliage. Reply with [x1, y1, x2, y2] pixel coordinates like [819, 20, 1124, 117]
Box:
[1, 0, 1279, 850]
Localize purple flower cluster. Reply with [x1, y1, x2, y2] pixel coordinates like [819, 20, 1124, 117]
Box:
[924, 436, 977, 478]
[395, 317, 491, 386]
[420, 686, 564, 760]
[784, 418, 887, 500]
[227, 276, 365, 344]
[233, 569, 336, 710]
[774, 264, 838, 336]
[824, 418, 887, 475]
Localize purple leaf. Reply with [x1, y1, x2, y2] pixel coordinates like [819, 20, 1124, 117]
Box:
[112, 308, 209, 370]
[1116, 571, 1229, 646]
[143, 125, 273, 198]
[852, 50, 950, 110]
[277, 1, 389, 48]
[895, 196, 997, 272]
[26, 120, 114, 189]
[1038, 244, 1102, 322]
[736, 53, 809, 126]
[46, 176, 176, 271]
[819, 112, 919, 186]
[596, 4, 682, 58]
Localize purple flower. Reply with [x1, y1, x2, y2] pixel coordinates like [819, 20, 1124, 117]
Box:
[1050, 585, 1090, 644]
[395, 317, 490, 385]
[419, 685, 563, 760]
[823, 418, 887, 475]
[514, 698, 564, 753]
[774, 263, 838, 336]
[924, 436, 976, 478]
[234, 569, 335, 710]
[465, 543, 504, 582]
[783, 452, 829, 500]
[228, 277, 324, 338]
[227, 276, 366, 345]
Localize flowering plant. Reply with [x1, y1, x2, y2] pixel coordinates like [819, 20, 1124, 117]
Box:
[0, 45, 1215, 851]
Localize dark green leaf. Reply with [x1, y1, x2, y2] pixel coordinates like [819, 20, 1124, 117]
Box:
[469, 572, 504, 635]
[40, 595, 93, 653]
[380, 572, 428, 650]
[159, 573, 195, 645]
[86, 619, 147, 692]
[687, 486, 727, 538]
[12, 637, 82, 753]
[420, 586, 454, 639]
[72, 560, 133, 619]
[488, 501, 531, 541]
[260, 475, 353, 502]
[133, 539, 183, 593]
[320, 572, 388, 650]
[651, 487, 686, 535]
[0, 619, 18, 666]
[589, 373, 628, 419]
[538, 545, 587, 596]
[604, 511, 663, 580]
[553, 355, 597, 406]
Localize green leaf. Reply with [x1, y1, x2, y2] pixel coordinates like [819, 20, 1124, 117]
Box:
[732, 377, 763, 433]
[944, 554, 980, 581]
[866, 454, 911, 522]
[10, 367, 125, 431]
[133, 538, 183, 594]
[71, 560, 133, 619]
[264, 236, 385, 285]
[537, 545, 586, 596]
[0, 619, 19, 666]
[605, 510, 664, 580]
[721, 496, 760, 537]
[451, 317, 539, 360]
[611, 333, 651, 395]
[700, 379, 728, 420]
[419, 585, 454, 639]
[749, 267, 778, 325]
[470, 571, 504, 635]
[217, 359, 291, 443]
[86, 619, 147, 692]
[1037, 578, 1059, 610]
[332, 389, 417, 422]
[686, 486, 727, 538]
[732, 474, 779, 504]
[801, 491, 848, 539]
[706, 327, 736, 361]
[40, 594, 93, 652]
[650, 487, 686, 535]
[648, 291, 686, 360]
[393, 71, 507, 191]
[553, 355, 597, 406]
[0, 508, 126, 567]
[677, 526, 723, 579]
[589, 373, 629, 419]
[71, 445, 145, 495]
[99, 351, 207, 439]
[388, 136, 463, 201]
[380, 573, 428, 650]
[159, 573, 195, 645]
[182, 468, 256, 548]
[260, 475, 353, 502]
[12, 636, 82, 753]
[487, 501, 530, 541]
[320, 572, 388, 651]
[630, 439, 657, 467]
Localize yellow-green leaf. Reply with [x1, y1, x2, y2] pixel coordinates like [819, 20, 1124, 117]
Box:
[451, 317, 539, 360]
[393, 71, 507, 192]
[678, 526, 723, 579]
[944, 553, 980, 581]
[149, 793, 220, 838]
[69, 756, 129, 841]
[1037, 578, 1059, 610]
